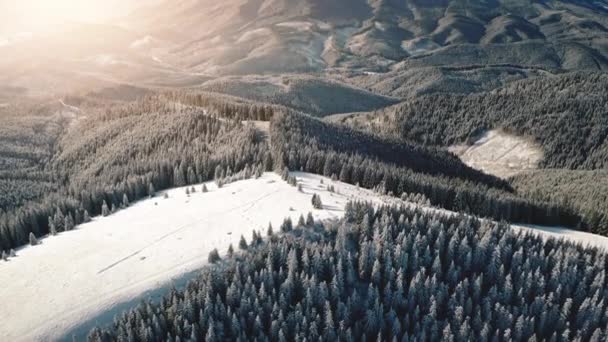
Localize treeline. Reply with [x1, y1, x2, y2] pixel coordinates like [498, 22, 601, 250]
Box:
[271, 111, 583, 230]
[0, 97, 272, 251]
[345, 72, 608, 170]
[272, 109, 508, 189]
[510, 169, 608, 236]
[163, 91, 276, 122]
[89, 202, 608, 341]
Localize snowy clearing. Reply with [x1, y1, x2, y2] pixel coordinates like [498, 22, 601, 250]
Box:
[449, 130, 543, 179]
[0, 172, 392, 341]
[1, 172, 607, 341]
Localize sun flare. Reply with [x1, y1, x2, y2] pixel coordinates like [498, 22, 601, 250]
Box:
[1, 0, 130, 34]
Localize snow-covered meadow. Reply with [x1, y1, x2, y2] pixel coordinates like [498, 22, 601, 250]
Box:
[1, 172, 607, 341]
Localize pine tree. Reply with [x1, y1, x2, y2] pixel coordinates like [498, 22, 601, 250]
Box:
[49, 216, 57, 236]
[202, 184, 208, 193]
[298, 215, 306, 227]
[29, 232, 38, 246]
[239, 235, 248, 250]
[148, 183, 156, 197]
[267, 222, 274, 236]
[208, 249, 221, 263]
[281, 217, 293, 232]
[65, 214, 75, 231]
[228, 244, 234, 257]
[83, 210, 91, 223]
[312, 194, 323, 209]
[164, 192, 169, 199]
[101, 201, 110, 216]
[306, 212, 315, 226]
[122, 194, 130, 208]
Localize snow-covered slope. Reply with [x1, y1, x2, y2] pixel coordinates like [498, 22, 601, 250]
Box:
[0, 172, 394, 341]
[449, 130, 543, 179]
[1, 172, 607, 341]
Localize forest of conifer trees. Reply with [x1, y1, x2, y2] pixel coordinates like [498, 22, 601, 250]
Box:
[88, 202, 608, 341]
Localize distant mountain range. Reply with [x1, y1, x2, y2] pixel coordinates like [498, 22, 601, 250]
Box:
[1, 0, 607, 97]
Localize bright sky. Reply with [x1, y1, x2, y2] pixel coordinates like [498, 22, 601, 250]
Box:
[0, 0, 151, 35]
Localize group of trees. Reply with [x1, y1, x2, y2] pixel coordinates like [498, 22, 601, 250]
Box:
[346, 72, 608, 170]
[0, 96, 272, 252]
[510, 169, 608, 236]
[270, 111, 584, 231]
[89, 202, 608, 341]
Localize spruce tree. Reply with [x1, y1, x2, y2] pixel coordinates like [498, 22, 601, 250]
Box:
[65, 214, 75, 231]
[101, 201, 110, 217]
[267, 223, 274, 236]
[49, 216, 57, 236]
[298, 215, 306, 227]
[306, 212, 315, 226]
[239, 235, 248, 250]
[202, 184, 208, 193]
[148, 183, 156, 197]
[122, 194, 130, 208]
[208, 249, 220, 263]
[83, 210, 91, 223]
[29, 232, 38, 246]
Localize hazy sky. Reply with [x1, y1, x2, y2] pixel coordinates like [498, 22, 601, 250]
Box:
[0, 0, 158, 35]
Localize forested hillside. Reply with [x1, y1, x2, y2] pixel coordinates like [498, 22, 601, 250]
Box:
[89, 202, 608, 341]
[0, 96, 271, 251]
[271, 111, 584, 230]
[339, 72, 608, 169]
[511, 170, 608, 236]
[0, 101, 65, 211]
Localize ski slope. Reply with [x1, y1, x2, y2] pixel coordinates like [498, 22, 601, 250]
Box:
[1, 172, 607, 341]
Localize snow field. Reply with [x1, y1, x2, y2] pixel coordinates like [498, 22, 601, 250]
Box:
[449, 129, 543, 179]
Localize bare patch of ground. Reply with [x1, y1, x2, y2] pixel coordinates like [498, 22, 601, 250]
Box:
[449, 130, 543, 179]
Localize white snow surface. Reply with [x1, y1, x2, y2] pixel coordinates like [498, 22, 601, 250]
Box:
[449, 130, 543, 179]
[2, 172, 608, 341]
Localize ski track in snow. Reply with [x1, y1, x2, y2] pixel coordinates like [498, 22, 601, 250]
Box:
[1, 172, 607, 341]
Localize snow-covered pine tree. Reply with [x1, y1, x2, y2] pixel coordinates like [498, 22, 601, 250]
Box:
[208, 249, 221, 263]
[148, 183, 156, 198]
[306, 212, 315, 226]
[122, 194, 130, 208]
[312, 194, 323, 209]
[101, 201, 110, 216]
[29, 232, 38, 246]
[298, 215, 305, 227]
[64, 214, 75, 231]
[49, 216, 57, 235]
[281, 217, 293, 232]
[239, 235, 248, 250]
[202, 184, 208, 193]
